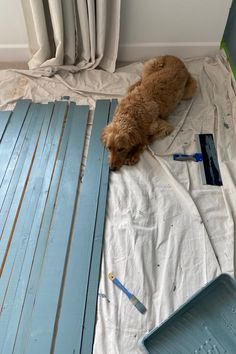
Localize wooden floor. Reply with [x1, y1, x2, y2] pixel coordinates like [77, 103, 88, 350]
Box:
[0, 99, 115, 354]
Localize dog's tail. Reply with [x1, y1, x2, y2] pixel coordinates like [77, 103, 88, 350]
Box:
[142, 57, 167, 77]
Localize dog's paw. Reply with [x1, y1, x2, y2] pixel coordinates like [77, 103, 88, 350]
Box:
[165, 127, 173, 136]
[125, 155, 140, 166]
[163, 124, 174, 136]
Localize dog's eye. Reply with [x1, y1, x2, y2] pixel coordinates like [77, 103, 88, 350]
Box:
[118, 148, 125, 152]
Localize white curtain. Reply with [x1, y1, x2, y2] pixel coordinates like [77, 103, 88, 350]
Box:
[21, 0, 121, 73]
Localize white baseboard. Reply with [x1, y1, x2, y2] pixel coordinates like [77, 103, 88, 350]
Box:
[0, 44, 30, 62]
[0, 42, 221, 64]
[118, 42, 221, 61]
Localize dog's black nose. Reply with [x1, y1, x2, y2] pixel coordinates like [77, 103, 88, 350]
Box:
[110, 166, 118, 172]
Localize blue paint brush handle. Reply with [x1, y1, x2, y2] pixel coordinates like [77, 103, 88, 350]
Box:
[108, 273, 133, 299]
[173, 153, 202, 162]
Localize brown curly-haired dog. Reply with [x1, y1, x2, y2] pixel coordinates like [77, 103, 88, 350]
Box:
[101, 55, 197, 170]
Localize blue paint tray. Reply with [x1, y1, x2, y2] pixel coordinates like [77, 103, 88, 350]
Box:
[140, 274, 236, 353]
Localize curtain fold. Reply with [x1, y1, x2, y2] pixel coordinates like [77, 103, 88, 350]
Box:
[21, 0, 121, 73]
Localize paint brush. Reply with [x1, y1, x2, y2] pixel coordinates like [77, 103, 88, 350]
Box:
[108, 272, 147, 314]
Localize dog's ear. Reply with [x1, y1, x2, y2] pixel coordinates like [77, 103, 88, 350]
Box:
[101, 126, 108, 146]
[101, 123, 113, 147]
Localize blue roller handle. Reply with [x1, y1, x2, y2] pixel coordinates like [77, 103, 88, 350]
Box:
[173, 153, 203, 162]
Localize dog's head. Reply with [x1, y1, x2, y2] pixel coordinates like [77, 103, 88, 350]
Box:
[101, 121, 143, 171]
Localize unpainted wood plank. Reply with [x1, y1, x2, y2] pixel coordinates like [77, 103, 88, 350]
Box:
[24, 104, 89, 354]
[0, 111, 11, 142]
[80, 99, 117, 354]
[53, 100, 111, 354]
[1, 102, 68, 354]
[0, 100, 31, 188]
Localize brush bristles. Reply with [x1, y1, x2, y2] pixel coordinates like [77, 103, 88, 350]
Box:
[130, 295, 147, 314]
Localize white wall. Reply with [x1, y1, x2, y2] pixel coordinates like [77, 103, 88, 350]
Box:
[0, 0, 232, 62]
[118, 0, 232, 61]
[0, 0, 29, 61]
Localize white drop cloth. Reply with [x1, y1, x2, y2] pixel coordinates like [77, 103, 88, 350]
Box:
[0, 54, 236, 354]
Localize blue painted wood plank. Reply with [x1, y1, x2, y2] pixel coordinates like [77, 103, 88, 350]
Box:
[13, 104, 74, 354]
[0, 111, 11, 142]
[1, 103, 55, 261]
[80, 99, 117, 354]
[0, 104, 49, 299]
[0, 104, 46, 275]
[0, 104, 38, 219]
[24, 104, 89, 354]
[0, 100, 31, 188]
[1, 102, 68, 354]
[0, 103, 54, 351]
[0, 103, 46, 348]
[54, 100, 111, 354]
[0, 103, 54, 275]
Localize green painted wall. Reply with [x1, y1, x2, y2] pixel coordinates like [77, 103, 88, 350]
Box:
[222, 0, 236, 78]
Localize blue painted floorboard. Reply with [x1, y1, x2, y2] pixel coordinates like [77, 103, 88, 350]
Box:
[24, 104, 89, 354]
[14, 103, 72, 354]
[54, 100, 111, 354]
[0, 100, 31, 188]
[0, 99, 114, 354]
[80, 99, 117, 354]
[0, 111, 11, 142]
[2, 102, 67, 354]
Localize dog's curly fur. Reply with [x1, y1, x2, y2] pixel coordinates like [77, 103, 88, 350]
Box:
[101, 55, 197, 170]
